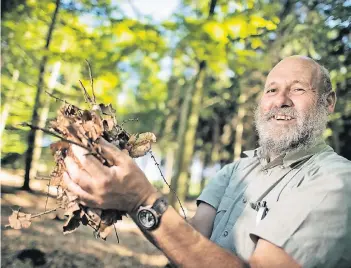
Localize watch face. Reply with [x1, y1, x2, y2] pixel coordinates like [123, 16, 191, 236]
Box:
[138, 209, 157, 229]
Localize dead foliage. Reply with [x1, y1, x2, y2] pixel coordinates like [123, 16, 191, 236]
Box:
[7, 63, 157, 240]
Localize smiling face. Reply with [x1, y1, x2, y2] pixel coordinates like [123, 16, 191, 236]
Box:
[255, 56, 331, 158]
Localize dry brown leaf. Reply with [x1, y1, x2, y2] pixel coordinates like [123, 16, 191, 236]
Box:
[99, 104, 116, 116]
[137, 132, 157, 143]
[63, 212, 81, 234]
[99, 224, 113, 240]
[65, 201, 80, 216]
[8, 211, 32, 230]
[84, 207, 103, 230]
[50, 141, 70, 152]
[14, 94, 157, 239]
[128, 132, 156, 157]
[130, 143, 152, 158]
[103, 118, 114, 132]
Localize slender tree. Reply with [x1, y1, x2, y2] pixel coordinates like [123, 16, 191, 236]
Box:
[22, 0, 61, 190]
[170, 0, 217, 208]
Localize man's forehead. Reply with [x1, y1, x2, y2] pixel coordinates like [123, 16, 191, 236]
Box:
[265, 57, 320, 86]
[266, 79, 310, 87]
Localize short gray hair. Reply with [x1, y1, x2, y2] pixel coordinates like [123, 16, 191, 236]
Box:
[319, 65, 333, 95]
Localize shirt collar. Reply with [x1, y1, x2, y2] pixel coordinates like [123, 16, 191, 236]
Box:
[282, 138, 331, 167]
[242, 138, 331, 168]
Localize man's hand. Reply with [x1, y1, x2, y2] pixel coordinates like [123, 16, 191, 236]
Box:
[63, 138, 158, 212]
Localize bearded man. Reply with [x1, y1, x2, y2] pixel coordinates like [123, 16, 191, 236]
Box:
[63, 56, 351, 268]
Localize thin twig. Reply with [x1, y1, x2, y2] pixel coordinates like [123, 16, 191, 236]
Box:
[149, 151, 187, 219]
[11, 206, 21, 213]
[35, 176, 51, 180]
[44, 179, 51, 211]
[19, 123, 104, 159]
[45, 90, 82, 109]
[20, 123, 87, 149]
[31, 207, 59, 218]
[109, 106, 129, 136]
[113, 223, 120, 243]
[121, 118, 139, 127]
[109, 105, 118, 125]
[79, 80, 93, 107]
[85, 59, 96, 104]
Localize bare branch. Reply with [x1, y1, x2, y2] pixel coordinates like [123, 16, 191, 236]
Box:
[149, 151, 187, 219]
[113, 223, 120, 243]
[34, 176, 51, 180]
[19, 123, 102, 157]
[45, 179, 51, 211]
[45, 90, 82, 110]
[79, 80, 93, 107]
[31, 207, 59, 218]
[85, 59, 96, 104]
[121, 118, 139, 127]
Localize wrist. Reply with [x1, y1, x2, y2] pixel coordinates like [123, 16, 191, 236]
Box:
[136, 194, 169, 231]
[129, 191, 162, 216]
[142, 191, 163, 207]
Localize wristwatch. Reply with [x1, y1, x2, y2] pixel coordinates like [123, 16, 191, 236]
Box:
[136, 196, 168, 231]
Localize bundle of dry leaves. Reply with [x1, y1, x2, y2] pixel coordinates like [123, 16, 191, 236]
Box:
[7, 77, 156, 240]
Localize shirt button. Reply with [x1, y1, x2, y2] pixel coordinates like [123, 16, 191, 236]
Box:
[223, 231, 228, 237]
[242, 197, 247, 204]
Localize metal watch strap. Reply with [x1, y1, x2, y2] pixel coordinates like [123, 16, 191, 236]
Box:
[151, 196, 168, 216]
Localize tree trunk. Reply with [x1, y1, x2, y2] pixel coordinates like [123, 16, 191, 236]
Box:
[200, 115, 220, 191]
[0, 69, 19, 140]
[22, 0, 61, 190]
[162, 77, 181, 141]
[30, 41, 67, 179]
[169, 0, 217, 210]
[163, 148, 175, 193]
[200, 150, 211, 192]
[211, 114, 221, 163]
[233, 94, 248, 160]
[169, 61, 206, 208]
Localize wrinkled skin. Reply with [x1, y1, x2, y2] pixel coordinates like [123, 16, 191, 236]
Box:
[255, 56, 336, 159]
[63, 138, 158, 213]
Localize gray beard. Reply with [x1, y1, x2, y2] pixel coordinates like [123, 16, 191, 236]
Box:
[254, 98, 329, 158]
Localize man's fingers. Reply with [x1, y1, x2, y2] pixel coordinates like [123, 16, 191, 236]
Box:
[62, 172, 96, 203]
[71, 144, 110, 175]
[121, 149, 129, 156]
[98, 138, 128, 164]
[64, 156, 94, 191]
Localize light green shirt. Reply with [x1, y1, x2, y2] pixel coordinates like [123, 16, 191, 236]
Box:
[197, 140, 351, 268]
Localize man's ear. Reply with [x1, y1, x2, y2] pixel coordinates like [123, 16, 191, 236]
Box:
[326, 91, 336, 113]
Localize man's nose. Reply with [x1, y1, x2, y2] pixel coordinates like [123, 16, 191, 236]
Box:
[273, 91, 293, 108]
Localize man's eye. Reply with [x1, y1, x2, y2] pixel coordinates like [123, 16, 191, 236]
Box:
[266, 88, 276, 93]
[292, 88, 306, 95]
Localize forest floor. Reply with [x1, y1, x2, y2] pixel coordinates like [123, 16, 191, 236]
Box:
[1, 169, 197, 268]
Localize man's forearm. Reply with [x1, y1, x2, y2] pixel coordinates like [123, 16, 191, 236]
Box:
[133, 206, 248, 268]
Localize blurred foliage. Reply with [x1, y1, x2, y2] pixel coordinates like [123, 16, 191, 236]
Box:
[1, 0, 350, 197]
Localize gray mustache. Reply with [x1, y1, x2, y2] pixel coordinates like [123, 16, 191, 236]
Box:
[263, 107, 298, 120]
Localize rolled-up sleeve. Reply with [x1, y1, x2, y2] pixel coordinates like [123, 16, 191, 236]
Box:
[197, 162, 238, 210]
[250, 165, 351, 268]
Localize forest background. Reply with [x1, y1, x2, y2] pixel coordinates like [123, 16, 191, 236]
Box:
[1, 0, 350, 267]
[1, 0, 350, 210]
